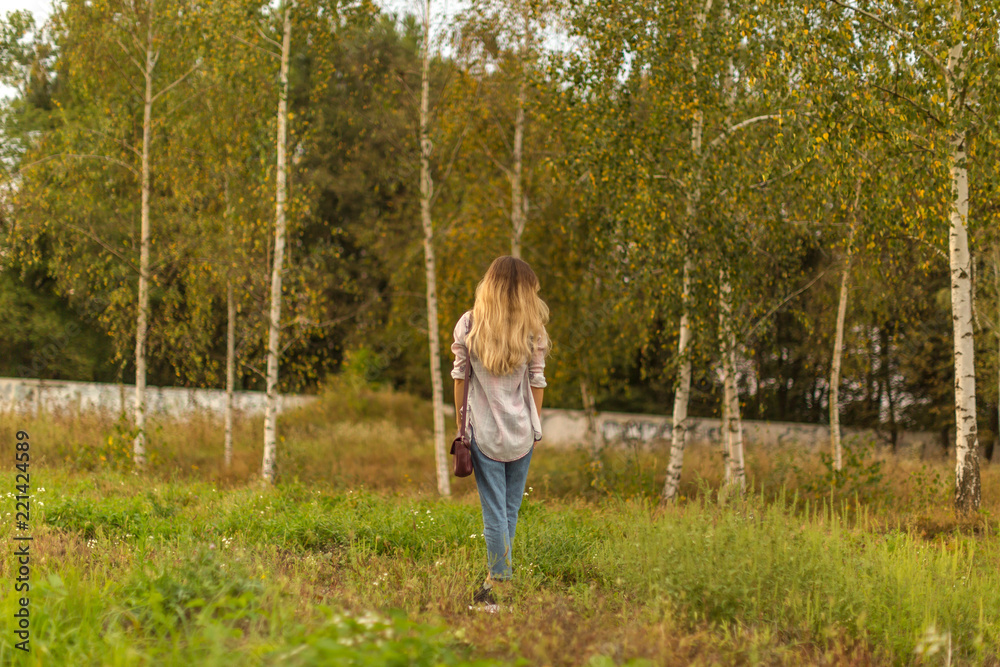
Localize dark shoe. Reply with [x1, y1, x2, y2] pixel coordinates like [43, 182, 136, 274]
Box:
[472, 584, 497, 606]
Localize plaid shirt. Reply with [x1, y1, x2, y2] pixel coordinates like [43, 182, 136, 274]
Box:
[450, 310, 547, 462]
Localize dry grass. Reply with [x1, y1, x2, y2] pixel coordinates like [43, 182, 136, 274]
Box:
[3, 382, 1000, 665]
[6, 381, 997, 520]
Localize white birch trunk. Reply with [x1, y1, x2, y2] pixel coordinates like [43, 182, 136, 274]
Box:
[830, 257, 850, 472]
[261, 3, 292, 484]
[580, 376, 598, 452]
[728, 354, 745, 482]
[720, 357, 732, 484]
[661, 0, 712, 504]
[421, 0, 451, 497]
[946, 5, 980, 511]
[662, 258, 694, 502]
[719, 274, 732, 486]
[949, 130, 979, 511]
[225, 279, 236, 469]
[830, 183, 860, 472]
[133, 32, 154, 470]
[223, 176, 236, 469]
[510, 75, 527, 259]
[717, 1, 745, 495]
[719, 274, 745, 493]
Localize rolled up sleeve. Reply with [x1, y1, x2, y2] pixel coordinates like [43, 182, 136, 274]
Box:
[450, 312, 471, 380]
[528, 334, 548, 388]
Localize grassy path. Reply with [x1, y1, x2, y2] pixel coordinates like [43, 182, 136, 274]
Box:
[2, 384, 999, 665]
[0, 467, 996, 665]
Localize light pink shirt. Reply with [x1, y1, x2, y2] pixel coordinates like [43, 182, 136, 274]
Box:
[450, 310, 547, 462]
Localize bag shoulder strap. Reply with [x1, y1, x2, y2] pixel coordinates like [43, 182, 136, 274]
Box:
[459, 312, 473, 439]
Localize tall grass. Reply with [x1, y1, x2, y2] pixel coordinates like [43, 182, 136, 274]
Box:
[590, 495, 999, 662]
[0, 379, 998, 664]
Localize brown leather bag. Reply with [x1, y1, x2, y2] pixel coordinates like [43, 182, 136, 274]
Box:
[450, 315, 474, 477]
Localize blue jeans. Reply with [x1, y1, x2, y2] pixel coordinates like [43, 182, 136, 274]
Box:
[469, 431, 534, 581]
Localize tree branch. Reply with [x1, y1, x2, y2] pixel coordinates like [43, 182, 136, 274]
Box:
[430, 119, 472, 207]
[233, 33, 280, 60]
[750, 159, 810, 190]
[76, 127, 142, 160]
[62, 221, 141, 274]
[256, 25, 284, 50]
[871, 81, 943, 126]
[106, 51, 145, 99]
[902, 233, 948, 261]
[476, 136, 512, 177]
[708, 113, 785, 150]
[151, 60, 201, 104]
[825, 0, 947, 77]
[964, 101, 992, 132]
[112, 33, 146, 78]
[241, 360, 266, 380]
[17, 153, 138, 178]
[742, 269, 829, 340]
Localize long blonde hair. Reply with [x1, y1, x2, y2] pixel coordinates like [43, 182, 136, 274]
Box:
[467, 256, 550, 376]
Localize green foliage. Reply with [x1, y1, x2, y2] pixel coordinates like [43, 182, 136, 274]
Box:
[574, 439, 663, 503]
[591, 495, 1000, 661]
[4, 0, 999, 445]
[265, 608, 497, 666]
[120, 545, 264, 629]
[285, 375, 434, 432]
[0, 271, 114, 380]
[906, 463, 952, 513]
[340, 346, 392, 388]
[2, 460, 995, 664]
[44, 494, 151, 540]
[795, 437, 889, 504]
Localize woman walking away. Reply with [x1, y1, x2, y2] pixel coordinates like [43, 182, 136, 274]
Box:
[451, 256, 549, 610]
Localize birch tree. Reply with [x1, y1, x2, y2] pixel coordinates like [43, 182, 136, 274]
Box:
[560, 0, 797, 501]
[17, 0, 203, 469]
[822, 0, 1000, 511]
[942, 1, 978, 510]
[156, 0, 276, 468]
[453, 0, 556, 259]
[718, 274, 745, 491]
[714, 0, 745, 494]
[828, 180, 862, 471]
[661, 0, 712, 504]
[133, 1, 204, 469]
[9, 4, 187, 402]
[420, 0, 451, 497]
[801, 37, 930, 473]
[261, 1, 293, 484]
[661, 0, 798, 501]
[829, 243, 851, 471]
[209, 1, 272, 469]
[944, 2, 979, 510]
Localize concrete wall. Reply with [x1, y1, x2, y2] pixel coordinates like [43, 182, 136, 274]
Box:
[446, 404, 939, 454]
[536, 407, 939, 453]
[0, 377, 313, 417]
[1, 377, 938, 453]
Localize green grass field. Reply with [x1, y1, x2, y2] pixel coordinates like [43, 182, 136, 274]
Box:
[1, 380, 998, 665]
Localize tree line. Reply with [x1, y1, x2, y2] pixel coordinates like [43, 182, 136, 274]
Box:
[1, 0, 998, 511]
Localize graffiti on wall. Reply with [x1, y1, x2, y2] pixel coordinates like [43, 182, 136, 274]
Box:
[593, 413, 937, 452]
[600, 417, 731, 445]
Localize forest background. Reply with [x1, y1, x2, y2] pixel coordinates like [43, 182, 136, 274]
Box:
[2, 0, 1000, 500]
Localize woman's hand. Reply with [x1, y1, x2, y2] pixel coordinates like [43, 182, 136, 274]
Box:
[531, 386, 544, 419]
